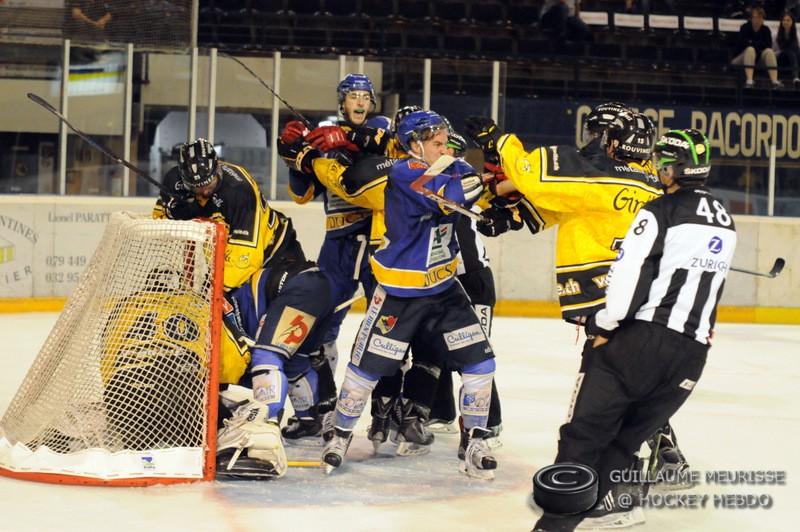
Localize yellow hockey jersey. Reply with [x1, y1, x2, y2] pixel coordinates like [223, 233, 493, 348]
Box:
[154, 162, 301, 290]
[497, 134, 662, 321]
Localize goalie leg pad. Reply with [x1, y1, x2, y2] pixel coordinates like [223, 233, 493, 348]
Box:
[217, 402, 289, 478]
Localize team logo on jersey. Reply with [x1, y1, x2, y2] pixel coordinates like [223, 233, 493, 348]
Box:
[271, 306, 317, 355]
[376, 315, 397, 334]
[708, 236, 723, 254]
[427, 224, 453, 266]
[517, 157, 532, 173]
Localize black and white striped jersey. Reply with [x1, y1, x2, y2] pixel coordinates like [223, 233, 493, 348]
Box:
[455, 207, 491, 276]
[590, 186, 737, 345]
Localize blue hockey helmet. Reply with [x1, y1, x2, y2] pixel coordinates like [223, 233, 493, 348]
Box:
[337, 73, 376, 109]
[392, 105, 423, 133]
[396, 110, 447, 152]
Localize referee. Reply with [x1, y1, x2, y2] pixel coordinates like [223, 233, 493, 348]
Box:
[535, 129, 737, 531]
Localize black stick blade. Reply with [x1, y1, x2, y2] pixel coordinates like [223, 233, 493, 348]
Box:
[770, 258, 786, 277]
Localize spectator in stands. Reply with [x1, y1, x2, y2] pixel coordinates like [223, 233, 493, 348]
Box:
[539, 0, 593, 42]
[625, 1, 676, 14]
[775, 10, 800, 86]
[731, 7, 782, 88]
[67, 0, 113, 43]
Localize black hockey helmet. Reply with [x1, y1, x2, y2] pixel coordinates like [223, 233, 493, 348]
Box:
[583, 101, 630, 144]
[178, 138, 219, 190]
[652, 129, 711, 186]
[392, 105, 423, 134]
[441, 115, 467, 157]
[604, 110, 656, 161]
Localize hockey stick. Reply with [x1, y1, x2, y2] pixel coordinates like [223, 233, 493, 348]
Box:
[410, 155, 486, 222]
[219, 52, 314, 129]
[334, 288, 365, 313]
[730, 258, 785, 278]
[27, 92, 175, 197]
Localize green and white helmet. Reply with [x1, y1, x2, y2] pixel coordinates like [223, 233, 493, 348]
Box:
[652, 128, 711, 185]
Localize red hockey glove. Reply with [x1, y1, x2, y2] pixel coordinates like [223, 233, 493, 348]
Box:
[306, 125, 358, 153]
[280, 120, 308, 145]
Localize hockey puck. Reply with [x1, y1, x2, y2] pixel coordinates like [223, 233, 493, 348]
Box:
[532, 463, 598, 515]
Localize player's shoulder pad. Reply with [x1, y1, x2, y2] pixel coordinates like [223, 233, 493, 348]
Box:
[449, 158, 478, 177]
[341, 155, 392, 195]
[219, 162, 248, 184]
[390, 158, 426, 180]
[366, 115, 391, 130]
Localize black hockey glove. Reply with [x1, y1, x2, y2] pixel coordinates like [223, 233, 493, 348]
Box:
[164, 194, 196, 220]
[277, 138, 319, 174]
[464, 116, 503, 160]
[476, 205, 523, 237]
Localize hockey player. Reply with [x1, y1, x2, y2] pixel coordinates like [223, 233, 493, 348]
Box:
[276, 74, 391, 442]
[534, 129, 736, 530]
[215, 260, 336, 478]
[321, 110, 498, 479]
[153, 138, 305, 291]
[410, 125, 504, 451]
[465, 108, 660, 319]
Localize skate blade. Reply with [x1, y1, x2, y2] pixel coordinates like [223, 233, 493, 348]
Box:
[323, 464, 337, 475]
[458, 461, 495, 480]
[283, 437, 325, 448]
[396, 441, 432, 456]
[576, 507, 645, 529]
[486, 436, 503, 450]
[426, 422, 458, 434]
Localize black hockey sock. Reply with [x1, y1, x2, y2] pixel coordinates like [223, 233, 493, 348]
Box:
[311, 354, 337, 412]
[430, 370, 456, 422]
[370, 369, 403, 416]
[487, 378, 502, 428]
[402, 361, 441, 420]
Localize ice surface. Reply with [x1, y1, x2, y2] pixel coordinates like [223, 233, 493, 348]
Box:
[0, 312, 798, 531]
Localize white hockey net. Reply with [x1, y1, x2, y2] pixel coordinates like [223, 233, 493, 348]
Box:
[0, 212, 225, 486]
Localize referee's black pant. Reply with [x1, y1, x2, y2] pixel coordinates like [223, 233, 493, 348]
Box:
[556, 320, 708, 495]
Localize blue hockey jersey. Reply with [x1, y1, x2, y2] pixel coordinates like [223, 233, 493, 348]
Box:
[370, 157, 475, 298]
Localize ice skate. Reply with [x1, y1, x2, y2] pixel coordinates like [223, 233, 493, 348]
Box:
[647, 428, 692, 490]
[322, 427, 353, 474]
[424, 418, 458, 434]
[459, 426, 497, 480]
[216, 401, 287, 479]
[367, 396, 397, 452]
[393, 399, 433, 456]
[577, 484, 646, 529]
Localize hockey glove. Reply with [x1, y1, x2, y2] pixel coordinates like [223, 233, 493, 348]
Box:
[164, 195, 196, 220]
[345, 126, 390, 154]
[464, 116, 503, 159]
[461, 173, 485, 206]
[277, 138, 319, 174]
[476, 205, 523, 238]
[307, 125, 358, 153]
[280, 120, 308, 145]
[483, 162, 522, 207]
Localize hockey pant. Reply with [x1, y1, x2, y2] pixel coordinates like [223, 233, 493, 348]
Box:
[558, 321, 707, 496]
[316, 227, 375, 346]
